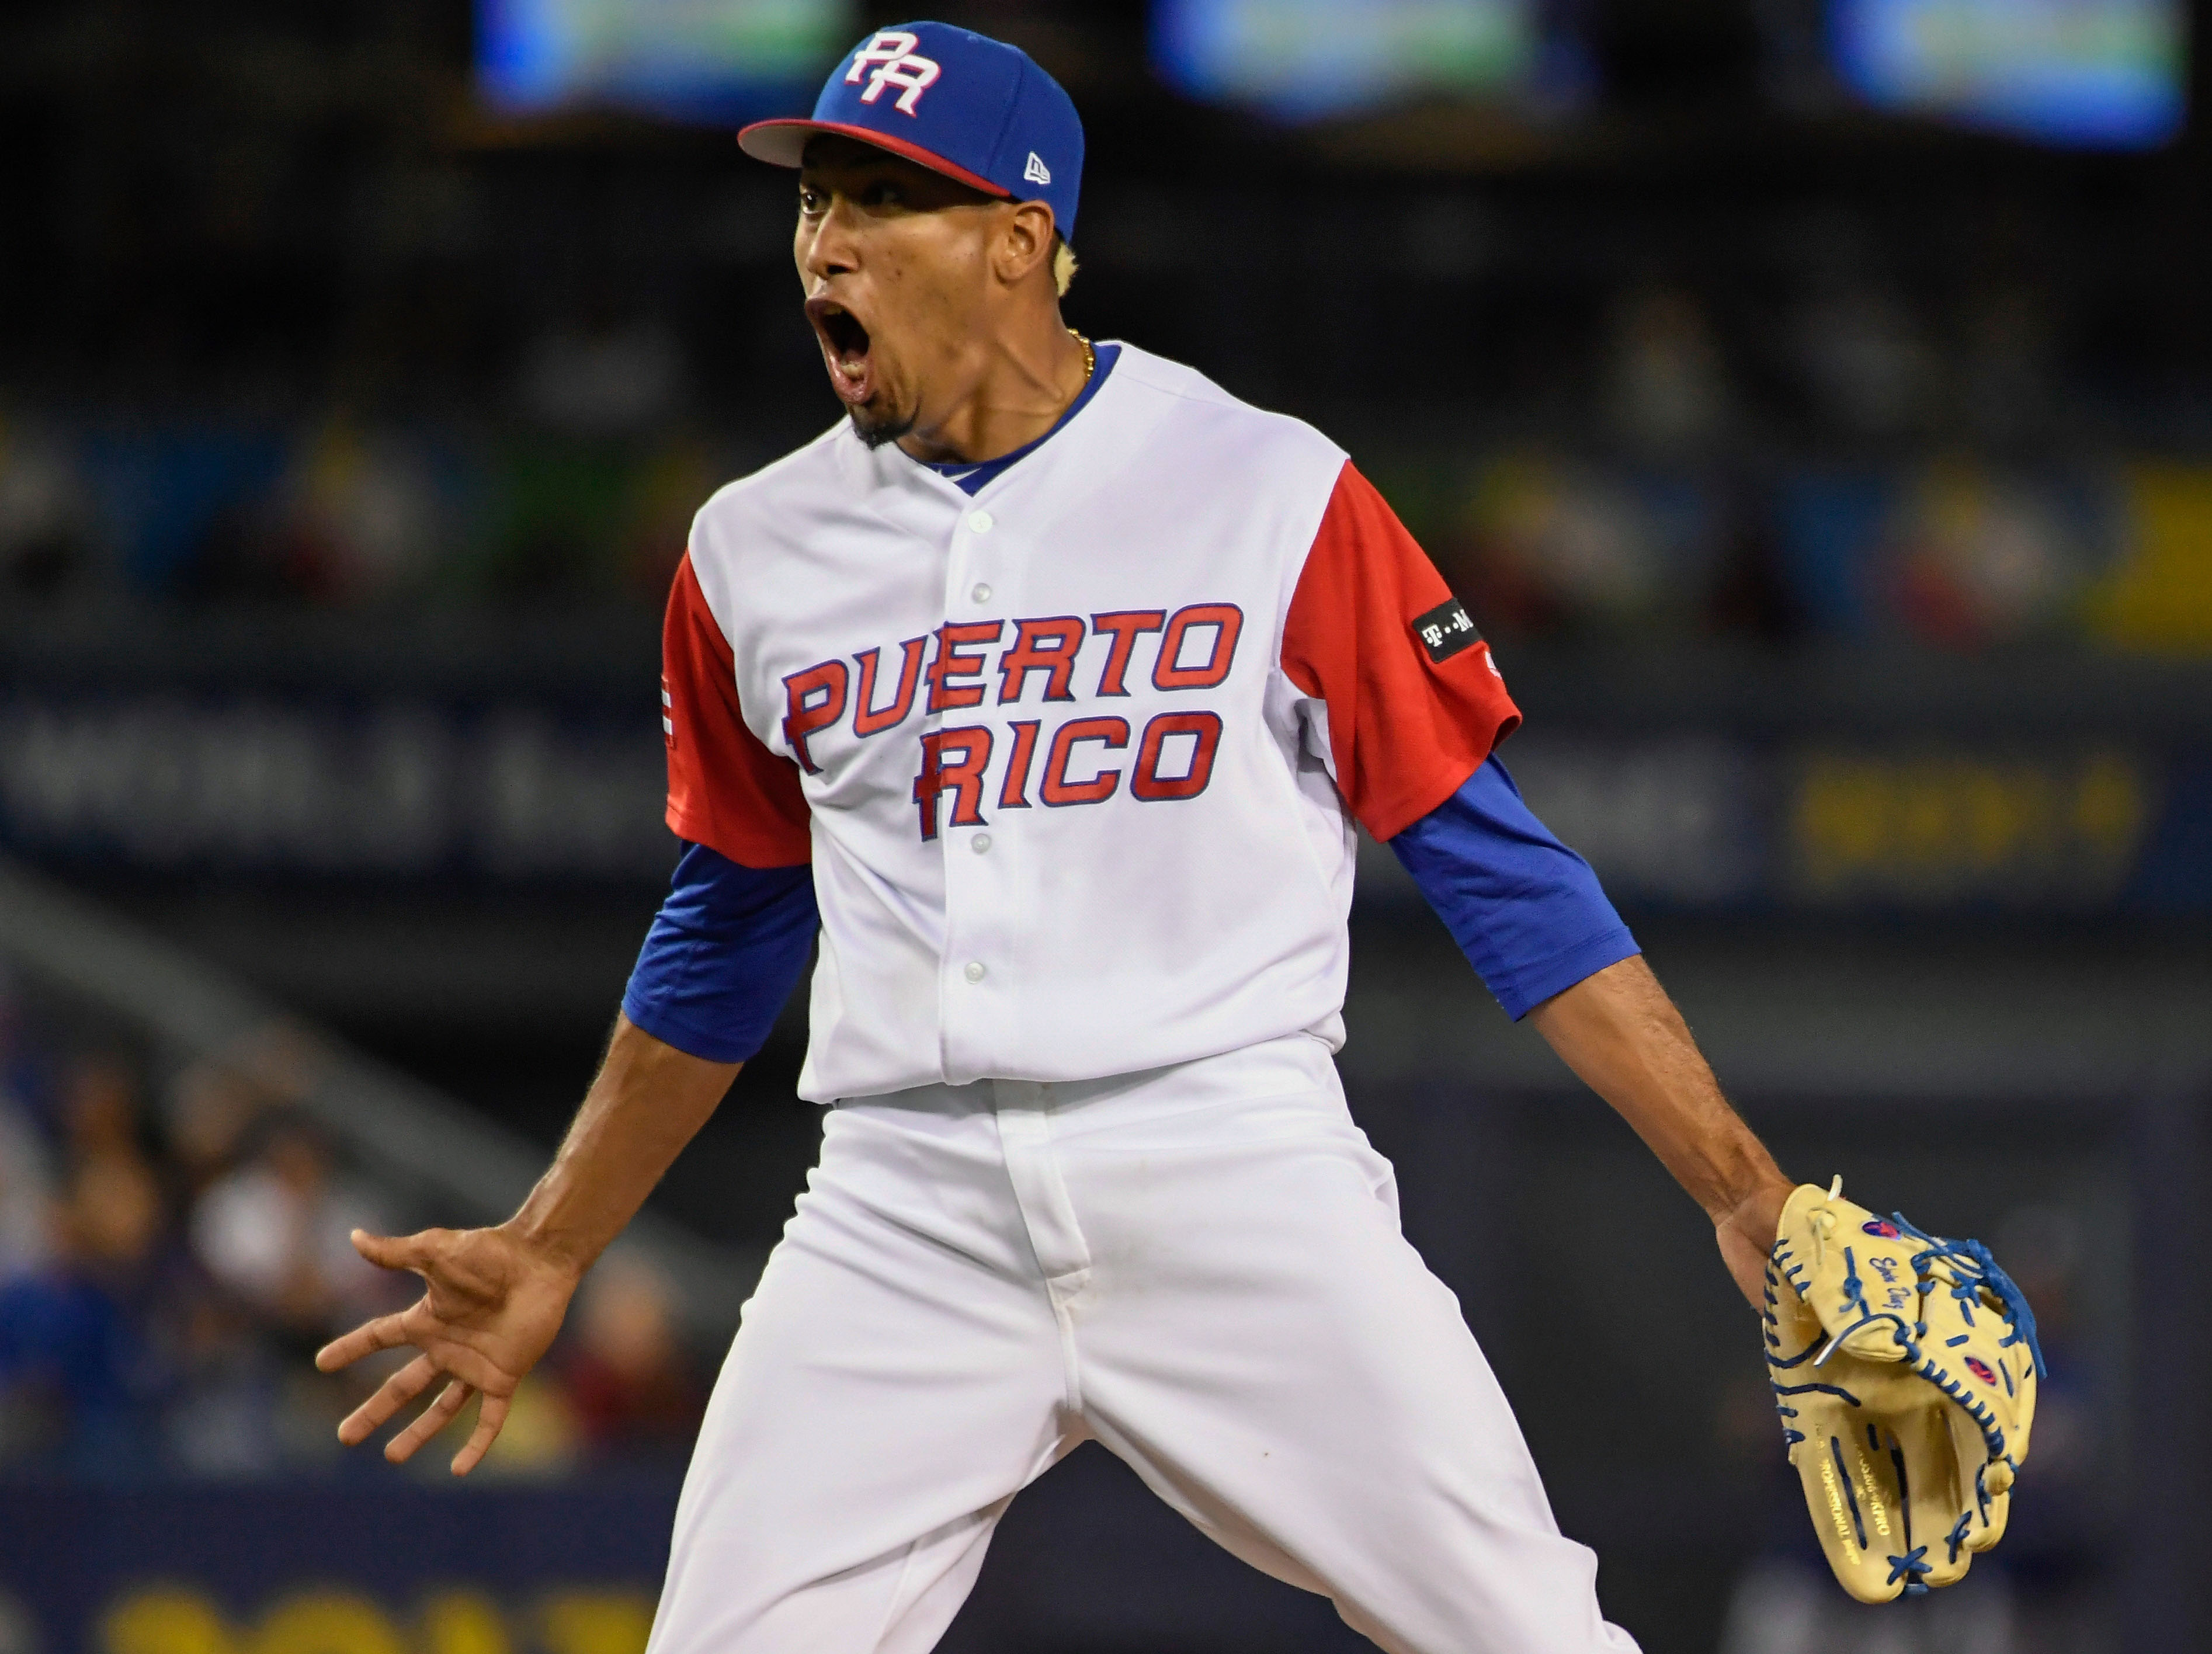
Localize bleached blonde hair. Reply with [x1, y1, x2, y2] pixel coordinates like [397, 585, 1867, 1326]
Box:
[1053, 237, 1078, 297]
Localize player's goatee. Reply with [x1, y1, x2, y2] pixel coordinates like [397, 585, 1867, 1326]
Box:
[848, 404, 915, 449]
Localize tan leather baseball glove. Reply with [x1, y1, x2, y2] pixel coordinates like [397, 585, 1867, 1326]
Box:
[1763, 1179, 2043, 1603]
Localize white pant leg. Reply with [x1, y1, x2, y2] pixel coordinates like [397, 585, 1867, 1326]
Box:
[1054, 1078, 1640, 1654]
[647, 1097, 1077, 1654]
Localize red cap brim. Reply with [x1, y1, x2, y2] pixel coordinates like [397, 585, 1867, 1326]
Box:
[735, 119, 1012, 200]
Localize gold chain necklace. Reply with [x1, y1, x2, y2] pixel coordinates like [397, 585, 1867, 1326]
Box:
[1068, 328, 1095, 380]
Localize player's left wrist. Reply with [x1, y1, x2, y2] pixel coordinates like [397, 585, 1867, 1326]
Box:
[1710, 1171, 1793, 1242]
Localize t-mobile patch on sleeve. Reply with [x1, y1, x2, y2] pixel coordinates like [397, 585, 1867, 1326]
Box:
[1411, 598, 1482, 664]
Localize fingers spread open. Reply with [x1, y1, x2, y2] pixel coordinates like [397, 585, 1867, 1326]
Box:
[451, 1391, 510, 1478]
[387, 1380, 474, 1464]
[316, 1307, 421, 1374]
[338, 1352, 439, 1445]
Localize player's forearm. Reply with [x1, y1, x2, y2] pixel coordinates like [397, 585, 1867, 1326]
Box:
[1526, 955, 1789, 1225]
[505, 1014, 740, 1277]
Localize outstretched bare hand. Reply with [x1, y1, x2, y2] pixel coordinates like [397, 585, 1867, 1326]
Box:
[315, 1225, 581, 1475]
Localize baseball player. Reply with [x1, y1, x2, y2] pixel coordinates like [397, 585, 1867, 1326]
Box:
[318, 24, 1805, 1652]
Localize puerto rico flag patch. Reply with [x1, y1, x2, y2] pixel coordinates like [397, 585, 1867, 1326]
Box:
[1412, 598, 1482, 665]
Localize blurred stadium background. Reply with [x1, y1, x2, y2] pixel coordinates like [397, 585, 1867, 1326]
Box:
[1, 1, 2207, 1650]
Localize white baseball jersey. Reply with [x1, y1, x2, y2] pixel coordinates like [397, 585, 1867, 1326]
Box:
[645, 343, 1640, 1654]
[661, 342, 1518, 1104]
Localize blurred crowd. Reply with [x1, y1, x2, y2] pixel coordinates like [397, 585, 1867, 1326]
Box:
[0, 388, 717, 616]
[4, 273, 2208, 654]
[3, 3, 2208, 659]
[0, 983, 707, 1481]
[1405, 278, 2209, 654]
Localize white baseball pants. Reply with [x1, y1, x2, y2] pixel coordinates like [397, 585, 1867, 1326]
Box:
[647, 1036, 1638, 1654]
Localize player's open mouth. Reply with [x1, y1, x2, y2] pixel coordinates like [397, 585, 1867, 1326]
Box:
[807, 298, 875, 405]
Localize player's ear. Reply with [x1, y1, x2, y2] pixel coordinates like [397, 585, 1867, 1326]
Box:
[994, 200, 1057, 290]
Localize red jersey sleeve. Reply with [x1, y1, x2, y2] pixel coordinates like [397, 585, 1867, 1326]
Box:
[662, 551, 812, 867]
[1280, 460, 1521, 842]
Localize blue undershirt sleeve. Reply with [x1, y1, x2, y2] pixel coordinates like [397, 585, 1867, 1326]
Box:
[1388, 756, 1640, 1021]
[621, 841, 819, 1064]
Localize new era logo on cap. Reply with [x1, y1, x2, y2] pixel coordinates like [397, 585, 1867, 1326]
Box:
[738, 22, 1086, 242]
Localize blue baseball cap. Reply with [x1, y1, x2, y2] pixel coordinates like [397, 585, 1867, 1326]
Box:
[739, 23, 1084, 242]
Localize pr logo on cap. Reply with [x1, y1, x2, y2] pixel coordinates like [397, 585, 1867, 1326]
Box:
[845, 30, 942, 115]
[738, 23, 1086, 240]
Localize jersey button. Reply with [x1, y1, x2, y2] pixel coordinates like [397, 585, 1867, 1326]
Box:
[967, 510, 995, 534]
[970, 832, 991, 854]
[963, 961, 987, 983]
[970, 582, 992, 604]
